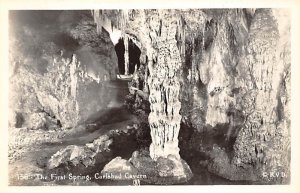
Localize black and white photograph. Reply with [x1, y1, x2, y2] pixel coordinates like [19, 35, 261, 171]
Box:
[1, 1, 299, 191]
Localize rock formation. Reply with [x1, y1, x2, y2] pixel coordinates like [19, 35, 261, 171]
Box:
[48, 135, 112, 169]
[92, 8, 290, 183]
[9, 11, 119, 128]
[232, 9, 291, 183]
[146, 10, 183, 160]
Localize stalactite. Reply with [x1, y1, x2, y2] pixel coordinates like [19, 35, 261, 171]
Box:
[177, 16, 186, 58]
[93, 10, 102, 34]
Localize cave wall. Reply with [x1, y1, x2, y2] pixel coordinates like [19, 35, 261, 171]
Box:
[9, 10, 119, 128]
[232, 9, 291, 182]
[93, 8, 290, 181]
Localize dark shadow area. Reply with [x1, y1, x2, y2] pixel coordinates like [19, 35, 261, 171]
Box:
[115, 38, 125, 74]
[178, 123, 251, 185]
[114, 38, 141, 75]
[128, 39, 141, 73]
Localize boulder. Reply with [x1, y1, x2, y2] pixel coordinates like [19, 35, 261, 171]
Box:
[101, 157, 138, 180]
[48, 134, 112, 169]
[129, 149, 193, 184]
[26, 112, 58, 130]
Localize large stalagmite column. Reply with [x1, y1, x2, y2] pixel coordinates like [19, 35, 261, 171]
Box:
[147, 14, 182, 160]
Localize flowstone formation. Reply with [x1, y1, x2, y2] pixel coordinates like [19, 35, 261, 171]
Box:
[231, 9, 291, 183]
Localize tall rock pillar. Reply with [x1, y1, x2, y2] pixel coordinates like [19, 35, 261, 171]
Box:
[148, 26, 182, 160]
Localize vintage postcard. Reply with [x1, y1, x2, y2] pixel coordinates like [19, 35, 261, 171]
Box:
[1, 0, 300, 193]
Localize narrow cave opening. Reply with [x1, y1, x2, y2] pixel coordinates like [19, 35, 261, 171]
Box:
[114, 38, 141, 75]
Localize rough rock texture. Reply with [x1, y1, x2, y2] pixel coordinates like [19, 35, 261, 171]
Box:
[27, 112, 59, 130]
[68, 13, 118, 80]
[231, 9, 291, 183]
[48, 135, 112, 169]
[8, 127, 65, 163]
[129, 149, 192, 184]
[145, 11, 183, 160]
[9, 11, 119, 128]
[94, 8, 290, 183]
[101, 157, 138, 180]
[47, 125, 139, 170]
[101, 149, 192, 184]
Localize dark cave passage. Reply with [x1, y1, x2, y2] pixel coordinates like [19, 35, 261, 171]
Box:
[114, 38, 141, 75]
